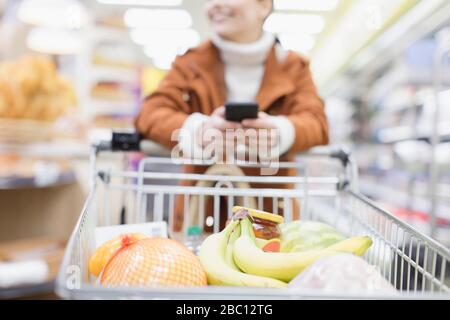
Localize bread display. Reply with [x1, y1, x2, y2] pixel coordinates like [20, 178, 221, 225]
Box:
[0, 55, 77, 122]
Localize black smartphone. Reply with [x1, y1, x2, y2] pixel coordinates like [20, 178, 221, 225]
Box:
[225, 102, 259, 122]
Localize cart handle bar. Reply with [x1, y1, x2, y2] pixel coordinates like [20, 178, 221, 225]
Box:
[94, 131, 353, 169]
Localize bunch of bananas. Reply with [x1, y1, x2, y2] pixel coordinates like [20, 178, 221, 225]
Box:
[199, 207, 372, 288]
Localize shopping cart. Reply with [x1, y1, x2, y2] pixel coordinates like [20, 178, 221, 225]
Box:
[56, 132, 450, 299]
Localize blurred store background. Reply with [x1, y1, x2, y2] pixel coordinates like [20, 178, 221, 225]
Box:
[0, 0, 449, 298]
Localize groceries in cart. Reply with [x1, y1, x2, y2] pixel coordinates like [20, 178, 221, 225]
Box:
[86, 206, 388, 293]
[279, 220, 346, 253]
[88, 233, 148, 277]
[199, 207, 372, 287]
[230, 207, 346, 254]
[234, 206, 283, 253]
[100, 238, 207, 287]
[89, 234, 207, 287]
[288, 254, 397, 294]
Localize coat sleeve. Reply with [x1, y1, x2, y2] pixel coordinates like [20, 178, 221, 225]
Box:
[285, 58, 329, 153]
[134, 61, 193, 149]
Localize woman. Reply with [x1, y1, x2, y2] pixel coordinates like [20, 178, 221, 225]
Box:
[135, 0, 329, 230]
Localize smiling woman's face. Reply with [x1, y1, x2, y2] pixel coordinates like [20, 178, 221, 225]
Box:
[205, 0, 272, 43]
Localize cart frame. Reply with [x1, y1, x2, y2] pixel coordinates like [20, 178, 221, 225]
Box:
[56, 137, 450, 299]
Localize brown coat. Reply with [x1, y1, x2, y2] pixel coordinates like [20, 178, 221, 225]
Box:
[135, 40, 329, 230]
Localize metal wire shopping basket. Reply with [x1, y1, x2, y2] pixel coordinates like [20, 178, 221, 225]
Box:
[56, 133, 450, 299]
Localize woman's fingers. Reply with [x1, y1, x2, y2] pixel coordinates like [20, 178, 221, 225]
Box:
[242, 118, 277, 129]
[211, 117, 243, 130]
[210, 107, 243, 130]
[216, 120, 243, 130]
[242, 112, 276, 129]
[243, 133, 278, 148]
[212, 106, 225, 117]
[201, 110, 280, 153]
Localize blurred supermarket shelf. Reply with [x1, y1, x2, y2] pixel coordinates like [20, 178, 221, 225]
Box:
[0, 280, 55, 300]
[90, 66, 138, 85]
[89, 99, 138, 117]
[360, 177, 450, 221]
[375, 125, 450, 144]
[0, 170, 76, 190]
[323, 0, 450, 95]
[92, 25, 130, 43]
[360, 177, 450, 247]
[0, 134, 172, 160]
[0, 141, 90, 159]
[310, 195, 450, 248]
[361, 171, 450, 200]
[368, 63, 450, 107]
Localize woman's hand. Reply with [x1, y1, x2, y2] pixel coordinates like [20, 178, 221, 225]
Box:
[197, 106, 242, 148]
[193, 109, 294, 161]
[242, 112, 279, 151]
[242, 112, 296, 160]
[242, 112, 277, 130]
[209, 106, 243, 131]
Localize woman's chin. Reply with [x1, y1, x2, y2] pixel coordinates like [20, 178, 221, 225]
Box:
[214, 29, 239, 41]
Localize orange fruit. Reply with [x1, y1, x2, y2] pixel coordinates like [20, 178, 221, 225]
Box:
[255, 238, 281, 252]
[88, 233, 147, 277]
[261, 239, 281, 253]
[100, 238, 207, 287]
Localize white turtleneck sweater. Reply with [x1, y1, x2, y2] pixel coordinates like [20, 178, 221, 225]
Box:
[212, 32, 274, 102]
[180, 32, 295, 159]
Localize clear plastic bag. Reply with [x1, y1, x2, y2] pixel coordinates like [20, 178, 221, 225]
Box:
[288, 254, 397, 295]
